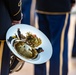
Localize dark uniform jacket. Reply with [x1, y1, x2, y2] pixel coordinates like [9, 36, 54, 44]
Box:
[36, 0, 75, 14]
[0, 0, 21, 40]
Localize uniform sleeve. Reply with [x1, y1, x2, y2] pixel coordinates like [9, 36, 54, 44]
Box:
[4, 0, 22, 21]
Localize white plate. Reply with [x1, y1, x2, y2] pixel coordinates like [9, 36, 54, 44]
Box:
[6, 24, 53, 64]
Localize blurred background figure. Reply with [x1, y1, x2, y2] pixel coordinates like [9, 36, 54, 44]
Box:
[21, 0, 33, 25]
[34, 0, 75, 75]
[21, 0, 36, 26]
[21, 0, 32, 25]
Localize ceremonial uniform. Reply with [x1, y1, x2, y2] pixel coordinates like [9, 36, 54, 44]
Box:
[34, 0, 75, 75]
[0, 0, 21, 75]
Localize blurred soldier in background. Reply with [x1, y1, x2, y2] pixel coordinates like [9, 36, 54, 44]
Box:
[21, 0, 32, 25]
[34, 0, 75, 75]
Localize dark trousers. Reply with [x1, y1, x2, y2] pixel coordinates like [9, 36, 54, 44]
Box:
[1, 42, 10, 75]
[21, 0, 32, 24]
[34, 13, 70, 75]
